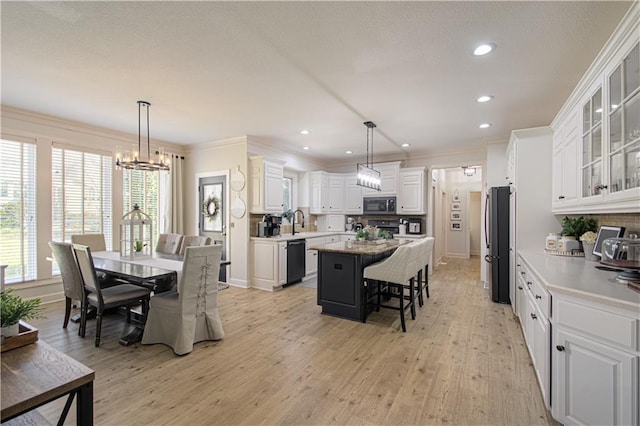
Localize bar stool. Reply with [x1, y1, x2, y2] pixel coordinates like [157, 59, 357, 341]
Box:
[363, 241, 420, 332]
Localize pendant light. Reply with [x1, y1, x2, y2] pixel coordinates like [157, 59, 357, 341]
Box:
[356, 121, 381, 191]
[116, 101, 170, 172]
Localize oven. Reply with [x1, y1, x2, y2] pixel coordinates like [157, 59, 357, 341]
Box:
[363, 196, 396, 215]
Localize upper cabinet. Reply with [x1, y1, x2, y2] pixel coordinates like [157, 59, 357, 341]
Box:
[362, 162, 400, 196]
[344, 175, 363, 214]
[551, 5, 639, 214]
[310, 171, 330, 214]
[249, 156, 285, 214]
[398, 167, 426, 214]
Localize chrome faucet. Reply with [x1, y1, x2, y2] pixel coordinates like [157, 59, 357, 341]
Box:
[291, 209, 305, 235]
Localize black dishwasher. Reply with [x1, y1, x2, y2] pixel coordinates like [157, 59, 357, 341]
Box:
[286, 239, 306, 285]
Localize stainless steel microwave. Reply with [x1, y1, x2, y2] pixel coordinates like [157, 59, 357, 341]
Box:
[363, 196, 396, 215]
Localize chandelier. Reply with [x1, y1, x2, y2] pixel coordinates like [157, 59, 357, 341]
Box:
[116, 101, 170, 172]
[356, 121, 381, 191]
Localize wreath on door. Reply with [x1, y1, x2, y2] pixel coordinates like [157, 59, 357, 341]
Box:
[202, 195, 221, 222]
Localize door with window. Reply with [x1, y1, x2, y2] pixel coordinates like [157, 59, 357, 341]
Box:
[199, 175, 226, 280]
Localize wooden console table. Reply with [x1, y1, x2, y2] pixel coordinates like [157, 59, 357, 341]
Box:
[1, 340, 94, 425]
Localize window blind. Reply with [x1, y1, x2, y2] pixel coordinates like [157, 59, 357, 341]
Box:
[52, 146, 112, 274]
[123, 169, 161, 250]
[0, 138, 37, 283]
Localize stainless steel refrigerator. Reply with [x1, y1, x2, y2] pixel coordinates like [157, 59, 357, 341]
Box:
[484, 186, 510, 304]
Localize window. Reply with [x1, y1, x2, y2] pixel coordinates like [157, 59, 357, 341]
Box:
[0, 137, 37, 283]
[52, 144, 113, 265]
[282, 177, 293, 212]
[123, 170, 165, 249]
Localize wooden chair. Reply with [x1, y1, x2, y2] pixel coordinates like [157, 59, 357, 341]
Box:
[71, 234, 106, 252]
[142, 245, 224, 355]
[415, 237, 435, 307]
[179, 235, 211, 256]
[48, 242, 85, 330]
[363, 241, 420, 332]
[155, 233, 183, 255]
[73, 244, 151, 347]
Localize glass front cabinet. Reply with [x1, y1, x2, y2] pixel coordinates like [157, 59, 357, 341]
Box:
[579, 39, 639, 210]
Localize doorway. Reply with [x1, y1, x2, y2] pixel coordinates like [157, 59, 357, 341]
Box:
[199, 175, 227, 281]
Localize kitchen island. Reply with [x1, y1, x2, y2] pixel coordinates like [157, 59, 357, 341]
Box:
[310, 239, 412, 322]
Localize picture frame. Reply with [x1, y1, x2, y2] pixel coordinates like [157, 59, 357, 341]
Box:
[593, 225, 625, 257]
[451, 202, 461, 211]
[450, 221, 462, 231]
[450, 212, 462, 220]
[452, 194, 461, 202]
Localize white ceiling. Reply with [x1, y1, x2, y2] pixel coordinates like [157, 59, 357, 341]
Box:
[1, 1, 633, 163]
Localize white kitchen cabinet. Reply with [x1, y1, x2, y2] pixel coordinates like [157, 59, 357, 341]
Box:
[305, 248, 318, 277]
[249, 156, 285, 214]
[317, 215, 345, 233]
[552, 293, 639, 426]
[398, 167, 425, 214]
[362, 162, 400, 196]
[552, 113, 580, 211]
[310, 171, 329, 214]
[251, 239, 287, 291]
[344, 175, 363, 214]
[551, 11, 640, 213]
[341, 234, 355, 242]
[328, 175, 345, 213]
[517, 257, 551, 409]
[310, 172, 345, 214]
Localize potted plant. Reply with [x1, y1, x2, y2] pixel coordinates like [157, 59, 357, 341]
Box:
[1, 289, 44, 342]
[133, 240, 147, 253]
[561, 216, 597, 240]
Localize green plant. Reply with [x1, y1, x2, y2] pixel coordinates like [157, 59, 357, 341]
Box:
[561, 216, 597, 240]
[133, 240, 147, 252]
[378, 230, 391, 240]
[281, 209, 293, 221]
[1, 289, 44, 328]
[356, 229, 369, 240]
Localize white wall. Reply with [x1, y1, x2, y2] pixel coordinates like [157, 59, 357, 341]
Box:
[486, 143, 508, 188]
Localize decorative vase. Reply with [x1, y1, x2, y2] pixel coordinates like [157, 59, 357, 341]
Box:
[582, 242, 599, 261]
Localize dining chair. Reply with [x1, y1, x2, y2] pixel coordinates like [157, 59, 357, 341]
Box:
[48, 241, 85, 330]
[179, 235, 212, 256]
[71, 234, 106, 252]
[142, 245, 224, 355]
[363, 241, 419, 332]
[73, 244, 152, 347]
[156, 233, 183, 255]
[422, 237, 435, 300]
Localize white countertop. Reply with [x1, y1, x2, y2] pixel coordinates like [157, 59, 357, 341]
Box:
[518, 248, 640, 312]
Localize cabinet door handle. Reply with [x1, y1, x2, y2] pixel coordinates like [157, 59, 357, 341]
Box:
[516, 264, 521, 267]
[518, 286, 523, 290]
[530, 313, 537, 320]
[520, 271, 526, 276]
[556, 345, 565, 352]
[535, 295, 542, 300]
[558, 195, 565, 200]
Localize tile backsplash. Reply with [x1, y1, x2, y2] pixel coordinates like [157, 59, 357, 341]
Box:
[586, 213, 640, 237]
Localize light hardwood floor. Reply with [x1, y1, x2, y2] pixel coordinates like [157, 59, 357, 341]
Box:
[25, 256, 557, 425]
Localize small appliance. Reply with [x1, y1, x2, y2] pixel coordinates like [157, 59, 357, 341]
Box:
[257, 214, 281, 237]
[363, 196, 396, 215]
[407, 218, 422, 234]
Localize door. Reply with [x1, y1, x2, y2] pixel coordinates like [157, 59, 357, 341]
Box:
[199, 175, 227, 281]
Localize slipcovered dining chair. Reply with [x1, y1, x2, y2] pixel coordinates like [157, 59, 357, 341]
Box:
[415, 237, 435, 307]
[73, 244, 152, 347]
[142, 245, 224, 355]
[179, 235, 212, 256]
[71, 234, 106, 252]
[156, 233, 183, 255]
[49, 241, 85, 330]
[363, 241, 420, 332]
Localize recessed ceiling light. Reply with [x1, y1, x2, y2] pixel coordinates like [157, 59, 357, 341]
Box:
[346, 150, 353, 154]
[479, 123, 492, 129]
[401, 143, 410, 147]
[474, 43, 495, 56]
[303, 146, 310, 150]
[477, 95, 493, 103]
[300, 130, 310, 135]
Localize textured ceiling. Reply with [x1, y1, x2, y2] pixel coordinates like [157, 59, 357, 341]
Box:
[1, 1, 633, 164]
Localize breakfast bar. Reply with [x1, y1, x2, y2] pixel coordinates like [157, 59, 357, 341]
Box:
[311, 239, 411, 322]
